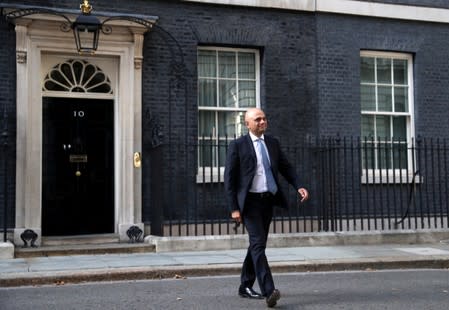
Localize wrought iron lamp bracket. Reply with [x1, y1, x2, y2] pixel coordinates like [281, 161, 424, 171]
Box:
[1, 3, 158, 53]
[3, 7, 156, 30]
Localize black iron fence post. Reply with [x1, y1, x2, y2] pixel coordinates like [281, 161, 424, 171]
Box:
[149, 145, 164, 236]
[2, 128, 7, 242]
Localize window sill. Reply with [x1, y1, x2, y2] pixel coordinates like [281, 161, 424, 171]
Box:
[196, 168, 225, 183]
[361, 171, 422, 184]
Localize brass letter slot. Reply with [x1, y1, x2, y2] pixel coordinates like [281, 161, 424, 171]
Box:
[69, 154, 88, 163]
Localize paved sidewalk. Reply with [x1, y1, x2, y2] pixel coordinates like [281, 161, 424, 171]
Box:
[2, 243, 449, 287]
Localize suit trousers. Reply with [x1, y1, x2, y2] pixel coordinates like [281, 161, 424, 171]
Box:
[240, 194, 275, 296]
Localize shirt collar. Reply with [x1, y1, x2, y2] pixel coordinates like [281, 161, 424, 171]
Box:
[249, 132, 264, 142]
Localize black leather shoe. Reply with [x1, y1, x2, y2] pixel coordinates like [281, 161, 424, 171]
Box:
[266, 289, 281, 307]
[238, 286, 264, 299]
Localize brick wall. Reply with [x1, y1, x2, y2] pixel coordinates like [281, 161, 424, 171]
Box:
[2, 0, 449, 226]
[139, 2, 318, 221]
[316, 13, 449, 138]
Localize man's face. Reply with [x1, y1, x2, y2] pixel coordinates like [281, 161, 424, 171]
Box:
[245, 109, 267, 137]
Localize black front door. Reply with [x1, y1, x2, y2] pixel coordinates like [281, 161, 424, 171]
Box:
[42, 97, 114, 236]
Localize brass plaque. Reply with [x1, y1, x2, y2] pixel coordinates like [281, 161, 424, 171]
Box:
[69, 154, 88, 163]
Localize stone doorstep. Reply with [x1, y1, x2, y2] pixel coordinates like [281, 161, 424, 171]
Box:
[41, 234, 121, 246]
[14, 242, 156, 258]
[13, 234, 154, 258]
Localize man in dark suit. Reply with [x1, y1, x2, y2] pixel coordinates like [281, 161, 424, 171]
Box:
[224, 108, 309, 308]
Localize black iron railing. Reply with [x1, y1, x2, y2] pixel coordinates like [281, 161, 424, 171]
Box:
[149, 136, 449, 236]
[3, 135, 448, 238]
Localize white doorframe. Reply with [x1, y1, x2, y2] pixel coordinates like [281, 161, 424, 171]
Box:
[12, 15, 151, 244]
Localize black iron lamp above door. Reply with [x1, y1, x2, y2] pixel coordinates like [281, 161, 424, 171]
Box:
[1, 0, 158, 54]
[72, 0, 101, 54]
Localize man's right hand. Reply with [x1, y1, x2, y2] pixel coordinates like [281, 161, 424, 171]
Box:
[231, 210, 242, 223]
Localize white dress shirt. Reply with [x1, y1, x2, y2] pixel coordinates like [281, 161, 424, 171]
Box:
[248, 132, 271, 193]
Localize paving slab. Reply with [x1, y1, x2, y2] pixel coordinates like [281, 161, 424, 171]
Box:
[2, 242, 449, 287]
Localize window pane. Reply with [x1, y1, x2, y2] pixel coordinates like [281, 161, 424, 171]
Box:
[82, 64, 95, 85]
[360, 54, 412, 173]
[198, 50, 216, 78]
[61, 63, 75, 84]
[238, 52, 255, 79]
[393, 142, 408, 169]
[218, 111, 245, 137]
[362, 142, 375, 170]
[377, 58, 391, 84]
[198, 110, 215, 136]
[361, 57, 375, 83]
[198, 138, 214, 167]
[393, 116, 407, 141]
[394, 86, 408, 112]
[198, 79, 217, 107]
[197, 48, 259, 170]
[218, 51, 236, 78]
[219, 80, 237, 107]
[239, 81, 256, 107]
[393, 59, 407, 84]
[218, 140, 228, 168]
[377, 141, 392, 169]
[361, 85, 375, 111]
[378, 86, 392, 112]
[376, 115, 391, 139]
[361, 115, 375, 139]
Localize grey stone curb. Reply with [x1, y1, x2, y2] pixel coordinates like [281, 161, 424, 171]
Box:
[146, 229, 449, 252]
[1, 256, 449, 288]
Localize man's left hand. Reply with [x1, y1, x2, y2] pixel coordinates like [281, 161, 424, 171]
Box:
[298, 188, 309, 202]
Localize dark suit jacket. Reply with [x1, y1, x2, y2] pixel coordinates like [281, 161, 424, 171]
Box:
[224, 133, 302, 213]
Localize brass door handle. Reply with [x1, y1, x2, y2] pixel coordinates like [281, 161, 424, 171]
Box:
[133, 152, 141, 168]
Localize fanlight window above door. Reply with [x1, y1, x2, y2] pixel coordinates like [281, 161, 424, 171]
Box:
[43, 59, 113, 94]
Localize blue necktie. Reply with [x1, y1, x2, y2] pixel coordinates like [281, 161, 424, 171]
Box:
[257, 139, 278, 195]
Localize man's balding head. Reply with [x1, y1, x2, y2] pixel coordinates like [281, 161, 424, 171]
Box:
[245, 108, 267, 137]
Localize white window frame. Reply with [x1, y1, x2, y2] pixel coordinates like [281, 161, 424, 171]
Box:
[360, 51, 416, 183]
[197, 46, 260, 182]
